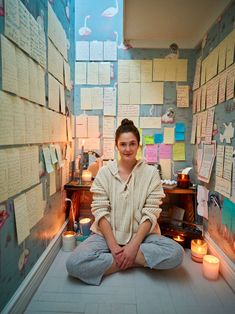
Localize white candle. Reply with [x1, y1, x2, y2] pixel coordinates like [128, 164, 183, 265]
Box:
[191, 239, 208, 263]
[82, 170, 92, 182]
[62, 231, 76, 252]
[203, 255, 220, 280]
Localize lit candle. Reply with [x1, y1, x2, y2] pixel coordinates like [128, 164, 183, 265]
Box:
[79, 217, 91, 236]
[62, 231, 76, 252]
[82, 170, 92, 182]
[203, 255, 220, 280]
[177, 173, 190, 188]
[191, 239, 208, 263]
[173, 235, 185, 247]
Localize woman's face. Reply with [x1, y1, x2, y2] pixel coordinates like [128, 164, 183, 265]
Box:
[116, 132, 139, 162]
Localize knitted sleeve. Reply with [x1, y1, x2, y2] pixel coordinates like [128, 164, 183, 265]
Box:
[90, 168, 111, 226]
[140, 168, 165, 232]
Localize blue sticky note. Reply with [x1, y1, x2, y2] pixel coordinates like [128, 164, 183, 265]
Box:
[175, 132, 185, 141]
[175, 122, 185, 133]
[154, 133, 163, 143]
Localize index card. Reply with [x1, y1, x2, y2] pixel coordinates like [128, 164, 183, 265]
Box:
[75, 62, 87, 84]
[173, 143, 185, 161]
[129, 60, 141, 82]
[198, 141, 216, 183]
[118, 105, 139, 117]
[76, 41, 89, 60]
[88, 116, 99, 138]
[4, 0, 19, 44]
[7, 148, 21, 197]
[129, 83, 141, 104]
[223, 145, 233, 181]
[118, 60, 130, 82]
[103, 116, 115, 138]
[141, 60, 152, 82]
[90, 41, 103, 61]
[159, 159, 171, 180]
[42, 146, 54, 173]
[76, 115, 88, 138]
[19, 1, 30, 54]
[14, 193, 30, 245]
[1, 35, 18, 94]
[80, 88, 92, 110]
[87, 62, 99, 85]
[153, 59, 166, 81]
[177, 85, 189, 107]
[99, 62, 110, 85]
[159, 144, 171, 159]
[104, 40, 117, 61]
[163, 127, 174, 144]
[103, 138, 115, 159]
[0, 150, 8, 202]
[146, 145, 158, 163]
[0, 91, 14, 145]
[91, 87, 103, 109]
[141, 82, 163, 104]
[216, 145, 225, 177]
[140, 117, 161, 129]
[104, 87, 116, 116]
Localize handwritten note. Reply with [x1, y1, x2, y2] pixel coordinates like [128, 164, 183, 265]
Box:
[103, 116, 115, 138]
[177, 85, 189, 107]
[146, 145, 158, 163]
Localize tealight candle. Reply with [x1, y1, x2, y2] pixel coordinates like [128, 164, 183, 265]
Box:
[79, 217, 91, 236]
[191, 239, 208, 263]
[173, 235, 185, 247]
[177, 174, 190, 189]
[82, 170, 92, 182]
[62, 231, 76, 252]
[203, 255, 220, 280]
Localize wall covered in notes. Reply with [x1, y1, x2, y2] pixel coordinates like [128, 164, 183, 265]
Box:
[0, 0, 74, 311]
[191, 1, 235, 263]
[74, 0, 196, 181]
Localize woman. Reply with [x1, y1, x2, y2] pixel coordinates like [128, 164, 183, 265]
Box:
[66, 119, 184, 285]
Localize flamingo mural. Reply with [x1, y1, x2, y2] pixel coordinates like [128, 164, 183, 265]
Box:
[102, 0, 119, 18]
[79, 15, 91, 36]
[113, 31, 131, 50]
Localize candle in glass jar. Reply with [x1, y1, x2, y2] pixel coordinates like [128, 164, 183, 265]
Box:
[173, 235, 185, 247]
[62, 231, 76, 252]
[82, 170, 92, 182]
[191, 239, 208, 263]
[203, 255, 220, 280]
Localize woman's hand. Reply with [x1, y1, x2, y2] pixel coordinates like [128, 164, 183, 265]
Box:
[118, 242, 140, 270]
[109, 244, 124, 268]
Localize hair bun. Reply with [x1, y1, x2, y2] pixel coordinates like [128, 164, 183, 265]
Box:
[121, 118, 134, 126]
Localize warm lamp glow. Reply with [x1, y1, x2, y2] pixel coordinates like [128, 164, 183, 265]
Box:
[203, 255, 220, 280]
[191, 239, 208, 263]
[82, 170, 92, 182]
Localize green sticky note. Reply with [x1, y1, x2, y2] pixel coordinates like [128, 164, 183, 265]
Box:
[144, 135, 154, 145]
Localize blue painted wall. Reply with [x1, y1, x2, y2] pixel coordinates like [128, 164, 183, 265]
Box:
[74, 0, 196, 177]
[0, 0, 75, 311]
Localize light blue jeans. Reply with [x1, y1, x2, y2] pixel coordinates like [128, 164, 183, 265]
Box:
[66, 233, 184, 285]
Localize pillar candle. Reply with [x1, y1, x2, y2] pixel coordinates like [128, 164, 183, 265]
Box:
[203, 255, 220, 280]
[82, 170, 92, 182]
[79, 217, 91, 236]
[62, 231, 76, 252]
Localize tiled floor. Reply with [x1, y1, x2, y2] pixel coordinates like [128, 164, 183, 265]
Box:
[25, 248, 235, 314]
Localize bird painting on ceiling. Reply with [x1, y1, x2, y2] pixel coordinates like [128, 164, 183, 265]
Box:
[79, 15, 91, 36]
[102, 0, 119, 18]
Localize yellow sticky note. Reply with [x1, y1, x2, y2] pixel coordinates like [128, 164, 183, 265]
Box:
[173, 143, 185, 161]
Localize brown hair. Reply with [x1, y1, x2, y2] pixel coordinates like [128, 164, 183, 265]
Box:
[115, 119, 140, 145]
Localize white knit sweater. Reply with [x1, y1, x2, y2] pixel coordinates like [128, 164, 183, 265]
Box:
[90, 160, 165, 245]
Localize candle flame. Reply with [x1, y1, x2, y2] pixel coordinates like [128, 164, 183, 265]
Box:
[80, 218, 91, 224]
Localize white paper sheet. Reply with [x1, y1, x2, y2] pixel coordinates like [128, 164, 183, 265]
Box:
[104, 87, 116, 116]
[104, 40, 117, 61]
[76, 41, 89, 60]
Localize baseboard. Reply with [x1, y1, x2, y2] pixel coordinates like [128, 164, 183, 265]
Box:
[2, 220, 68, 314]
[205, 232, 235, 292]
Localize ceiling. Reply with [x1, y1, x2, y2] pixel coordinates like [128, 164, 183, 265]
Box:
[124, 0, 232, 49]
